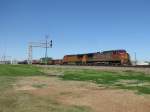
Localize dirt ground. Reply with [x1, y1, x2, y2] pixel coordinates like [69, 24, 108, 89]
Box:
[14, 76, 150, 112]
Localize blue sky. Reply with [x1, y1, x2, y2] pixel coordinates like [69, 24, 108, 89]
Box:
[0, 0, 150, 61]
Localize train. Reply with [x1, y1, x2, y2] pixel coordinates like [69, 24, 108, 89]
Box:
[62, 49, 130, 65]
[30, 49, 131, 66]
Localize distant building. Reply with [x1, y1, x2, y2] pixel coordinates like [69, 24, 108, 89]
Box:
[0, 61, 11, 64]
[131, 61, 149, 66]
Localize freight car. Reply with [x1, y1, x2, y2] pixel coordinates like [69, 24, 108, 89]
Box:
[47, 59, 62, 65]
[32, 60, 40, 64]
[62, 50, 131, 66]
[52, 59, 62, 65]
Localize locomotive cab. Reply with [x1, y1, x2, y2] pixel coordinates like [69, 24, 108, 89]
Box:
[112, 50, 130, 65]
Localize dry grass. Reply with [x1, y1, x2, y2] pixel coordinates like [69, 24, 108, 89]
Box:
[12, 76, 150, 112]
[0, 65, 150, 112]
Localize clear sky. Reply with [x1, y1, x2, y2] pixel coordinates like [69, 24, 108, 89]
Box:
[0, 0, 150, 61]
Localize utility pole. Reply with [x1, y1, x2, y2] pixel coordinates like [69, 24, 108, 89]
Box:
[45, 36, 48, 65]
[28, 43, 33, 64]
[134, 52, 137, 65]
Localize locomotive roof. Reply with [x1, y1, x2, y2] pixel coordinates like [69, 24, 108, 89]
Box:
[65, 50, 127, 56]
[65, 52, 97, 56]
[102, 49, 126, 53]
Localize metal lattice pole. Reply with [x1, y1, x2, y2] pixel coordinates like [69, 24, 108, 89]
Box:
[28, 44, 32, 64]
[28, 36, 52, 65]
[45, 36, 48, 65]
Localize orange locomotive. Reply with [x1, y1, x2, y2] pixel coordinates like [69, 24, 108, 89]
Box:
[62, 50, 131, 65]
[63, 54, 85, 65]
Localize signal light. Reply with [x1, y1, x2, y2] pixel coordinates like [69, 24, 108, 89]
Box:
[50, 40, 52, 48]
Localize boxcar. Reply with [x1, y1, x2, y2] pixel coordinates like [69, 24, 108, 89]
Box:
[53, 59, 62, 65]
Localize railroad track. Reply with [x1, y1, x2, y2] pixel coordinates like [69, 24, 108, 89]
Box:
[37, 64, 150, 74]
[38, 64, 150, 68]
[57, 64, 150, 68]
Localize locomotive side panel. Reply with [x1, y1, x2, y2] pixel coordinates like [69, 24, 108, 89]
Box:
[88, 50, 131, 65]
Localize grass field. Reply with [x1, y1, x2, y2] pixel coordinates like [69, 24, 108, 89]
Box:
[0, 65, 150, 112]
[0, 64, 43, 76]
[44, 66, 150, 94]
[0, 65, 90, 112]
[61, 70, 150, 94]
